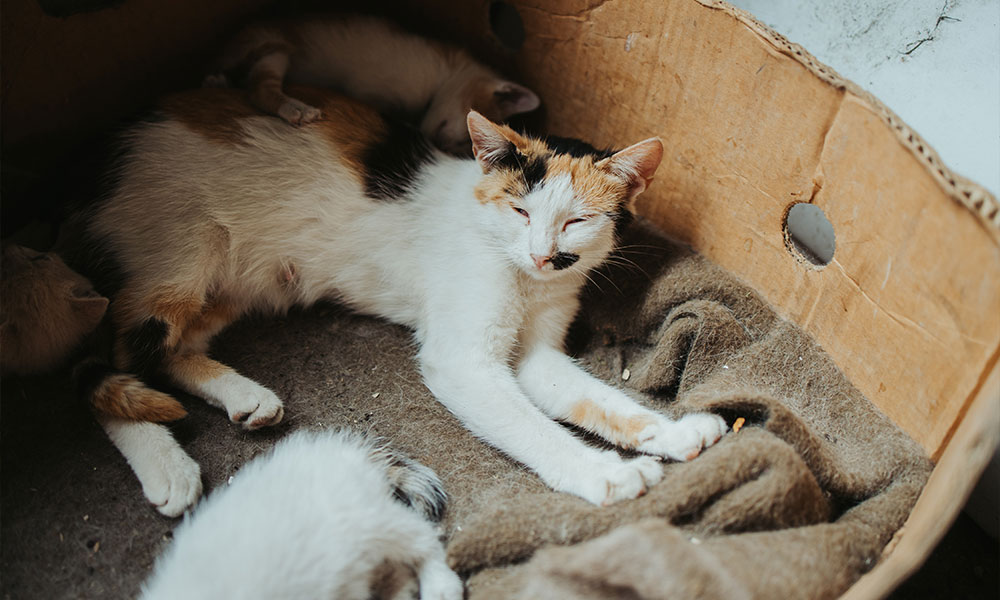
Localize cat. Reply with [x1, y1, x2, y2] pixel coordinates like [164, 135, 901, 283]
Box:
[1, 243, 189, 426]
[64, 85, 727, 516]
[205, 13, 539, 154]
[140, 429, 462, 600]
[1, 243, 108, 376]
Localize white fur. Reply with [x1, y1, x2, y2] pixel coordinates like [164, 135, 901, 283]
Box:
[140, 430, 462, 600]
[92, 109, 726, 509]
[98, 417, 201, 518]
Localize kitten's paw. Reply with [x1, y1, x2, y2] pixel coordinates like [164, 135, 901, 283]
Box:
[636, 412, 728, 461]
[277, 98, 322, 126]
[138, 445, 203, 518]
[417, 560, 464, 600]
[571, 452, 663, 506]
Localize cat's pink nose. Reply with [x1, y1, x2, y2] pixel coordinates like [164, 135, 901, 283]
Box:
[531, 254, 550, 269]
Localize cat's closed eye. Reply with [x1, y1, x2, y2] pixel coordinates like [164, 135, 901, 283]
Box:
[512, 206, 530, 220]
[563, 217, 590, 230]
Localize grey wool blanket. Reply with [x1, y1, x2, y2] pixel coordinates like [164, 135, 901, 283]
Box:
[0, 218, 931, 599]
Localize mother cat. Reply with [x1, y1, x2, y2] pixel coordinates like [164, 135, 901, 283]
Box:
[67, 87, 726, 515]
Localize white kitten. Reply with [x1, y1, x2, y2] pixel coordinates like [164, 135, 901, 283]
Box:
[139, 429, 462, 600]
[207, 14, 539, 153]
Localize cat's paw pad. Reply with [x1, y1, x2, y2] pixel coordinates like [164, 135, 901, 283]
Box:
[139, 448, 202, 517]
[636, 413, 728, 461]
[277, 99, 322, 126]
[575, 452, 663, 506]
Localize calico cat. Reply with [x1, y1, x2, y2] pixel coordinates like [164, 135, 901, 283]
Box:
[206, 14, 539, 154]
[140, 429, 462, 600]
[68, 86, 727, 515]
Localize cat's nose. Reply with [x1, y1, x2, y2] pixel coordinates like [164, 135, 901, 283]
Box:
[530, 254, 551, 269]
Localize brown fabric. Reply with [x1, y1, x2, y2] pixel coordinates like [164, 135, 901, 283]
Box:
[0, 218, 930, 599]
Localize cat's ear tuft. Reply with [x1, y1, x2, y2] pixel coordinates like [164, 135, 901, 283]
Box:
[492, 81, 540, 119]
[467, 111, 521, 173]
[597, 138, 664, 201]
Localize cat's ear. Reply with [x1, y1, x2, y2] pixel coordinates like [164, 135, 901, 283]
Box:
[467, 111, 527, 173]
[597, 138, 664, 201]
[71, 294, 109, 331]
[491, 81, 540, 119]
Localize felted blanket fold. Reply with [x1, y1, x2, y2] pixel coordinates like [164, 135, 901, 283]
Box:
[0, 218, 930, 599]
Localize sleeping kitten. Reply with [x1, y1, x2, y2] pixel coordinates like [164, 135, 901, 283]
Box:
[140, 429, 462, 600]
[206, 14, 539, 154]
[1, 243, 189, 429]
[0, 243, 108, 376]
[68, 86, 727, 515]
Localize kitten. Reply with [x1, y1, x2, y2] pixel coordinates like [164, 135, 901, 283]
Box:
[206, 14, 539, 154]
[1, 243, 189, 429]
[0, 243, 108, 376]
[140, 429, 462, 600]
[68, 86, 727, 515]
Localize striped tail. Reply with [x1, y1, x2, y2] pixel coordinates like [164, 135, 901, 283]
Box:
[74, 358, 187, 422]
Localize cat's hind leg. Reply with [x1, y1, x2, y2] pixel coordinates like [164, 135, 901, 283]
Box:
[114, 293, 284, 430]
[99, 416, 202, 517]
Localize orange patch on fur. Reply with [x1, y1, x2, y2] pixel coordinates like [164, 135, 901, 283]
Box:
[161, 88, 262, 145]
[474, 169, 529, 206]
[90, 373, 187, 422]
[292, 86, 387, 181]
[166, 352, 231, 384]
[544, 154, 629, 215]
[179, 299, 241, 353]
[568, 399, 656, 449]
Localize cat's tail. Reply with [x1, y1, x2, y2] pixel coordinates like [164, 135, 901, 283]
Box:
[368, 440, 448, 522]
[74, 358, 187, 422]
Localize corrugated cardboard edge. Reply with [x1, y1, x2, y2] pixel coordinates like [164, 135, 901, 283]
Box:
[841, 362, 1000, 600]
[694, 0, 1000, 241]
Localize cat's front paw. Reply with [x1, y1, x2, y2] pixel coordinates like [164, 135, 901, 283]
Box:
[138, 444, 203, 517]
[569, 452, 663, 506]
[277, 98, 322, 126]
[636, 412, 728, 461]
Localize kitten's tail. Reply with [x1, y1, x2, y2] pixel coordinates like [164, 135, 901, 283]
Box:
[74, 358, 187, 422]
[368, 440, 448, 522]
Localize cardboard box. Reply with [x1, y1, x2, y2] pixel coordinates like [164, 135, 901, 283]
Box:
[2, 0, 997, 597]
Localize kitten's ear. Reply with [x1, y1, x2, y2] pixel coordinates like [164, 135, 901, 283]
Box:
[467, 110, 526, 173]
[71, 294, 109, 331]
[597, 138, 664, 201]
[491, 81, 540, 119]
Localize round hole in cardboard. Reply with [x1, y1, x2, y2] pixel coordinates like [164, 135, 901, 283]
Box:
[489, 1, 525, 51]
[784, 203, 835, 266]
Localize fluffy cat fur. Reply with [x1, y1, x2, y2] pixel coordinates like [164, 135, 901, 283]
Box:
[67, 86, 727, 516]
[206, 14, 539, 154]
[140, 429, 462, 600]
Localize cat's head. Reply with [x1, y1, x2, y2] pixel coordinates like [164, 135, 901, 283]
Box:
[423, 73, 539, 156]
[0, 244, 108, 376]
[467, 111, 663, 281]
